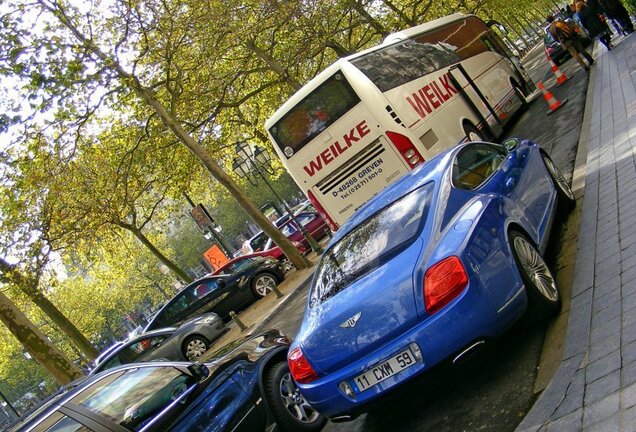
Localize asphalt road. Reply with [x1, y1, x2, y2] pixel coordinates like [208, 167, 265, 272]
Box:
[266, 43, 591, 432]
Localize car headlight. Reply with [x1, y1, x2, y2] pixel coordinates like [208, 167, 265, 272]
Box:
[202, 315, 218, 324]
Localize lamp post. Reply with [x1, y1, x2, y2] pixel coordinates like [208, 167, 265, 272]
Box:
[232, 143, 323, 254]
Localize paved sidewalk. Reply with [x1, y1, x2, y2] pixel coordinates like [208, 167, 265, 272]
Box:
[199, 254, 319, 361]
[517, 33, 636, 431]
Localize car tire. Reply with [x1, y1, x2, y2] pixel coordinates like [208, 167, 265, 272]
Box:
[264, 362, 326, 432]
[251, 272, 278, 299]
[541, 152, 575, 212]
[182, 335, 210, 361]
[509, 230, 561, 322]
[463, 122, 487, 142]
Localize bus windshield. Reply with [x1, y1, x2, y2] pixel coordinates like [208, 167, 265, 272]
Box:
[269, 73, 360, 158]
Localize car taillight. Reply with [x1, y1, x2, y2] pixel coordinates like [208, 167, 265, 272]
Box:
[307, 190, 338, 231]
[288, 347, 318, 383]
[386, 131, 425, 169]
[424, 256, 468, 314]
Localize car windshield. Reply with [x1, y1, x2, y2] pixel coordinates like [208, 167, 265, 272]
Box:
[250, 232, 270, 252]
[311, 183, 433, 304]
[217, 258, 254, 275]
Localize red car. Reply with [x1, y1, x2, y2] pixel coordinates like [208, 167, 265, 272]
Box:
[263, 212, 331, 251]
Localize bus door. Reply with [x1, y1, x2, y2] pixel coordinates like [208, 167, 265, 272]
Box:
[447, 63, 504, 140]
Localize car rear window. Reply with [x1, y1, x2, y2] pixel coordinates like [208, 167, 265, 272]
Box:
[310, 183, 433, 304]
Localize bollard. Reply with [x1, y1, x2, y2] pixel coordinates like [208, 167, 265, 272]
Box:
[271, 285, 283, 299]
[229, 311, 248, 331]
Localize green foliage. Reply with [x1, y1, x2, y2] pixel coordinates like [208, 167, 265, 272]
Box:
[0, 0, 558, 397]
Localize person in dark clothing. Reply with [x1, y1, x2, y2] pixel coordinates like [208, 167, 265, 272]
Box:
[599, 0, 634, 33]
[576, 2, 613, 49]
[546, 15, 594, 71]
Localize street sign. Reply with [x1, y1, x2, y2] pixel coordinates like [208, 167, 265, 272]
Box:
[190, 203, 215, 232]
[203, 245, 229, 271]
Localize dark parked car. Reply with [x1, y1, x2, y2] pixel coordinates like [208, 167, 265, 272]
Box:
[9, 330, 326, 432]
[146, 256, 284, 328]
[90, 314, 226, 372]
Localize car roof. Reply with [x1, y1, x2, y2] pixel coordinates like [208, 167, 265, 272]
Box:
[144, 276, 227, 330]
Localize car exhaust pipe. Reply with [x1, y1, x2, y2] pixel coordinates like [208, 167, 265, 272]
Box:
[452, 340, 486, 365]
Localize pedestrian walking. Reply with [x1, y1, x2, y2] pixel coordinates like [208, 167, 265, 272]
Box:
[599, 0, 634, 33]
[576, 2, 613, 50]
[546, 15, 594, 72]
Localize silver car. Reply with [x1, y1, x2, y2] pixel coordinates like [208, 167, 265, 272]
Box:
[90, 313, 225, 374]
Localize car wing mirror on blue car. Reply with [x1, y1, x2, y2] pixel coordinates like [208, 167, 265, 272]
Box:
[503, 138, 520, 152]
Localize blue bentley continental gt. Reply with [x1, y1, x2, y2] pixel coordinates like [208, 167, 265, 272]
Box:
[287, 138, 574, 421]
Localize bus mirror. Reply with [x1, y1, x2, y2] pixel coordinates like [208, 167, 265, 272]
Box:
[503, 138, 520, 152]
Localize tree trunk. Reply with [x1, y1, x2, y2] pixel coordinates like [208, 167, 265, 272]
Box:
[380, 0, 416, 26]
[349, 0, 390, 37]
[520, 15, 541, 39]
[123, 225, 193, 284]
[0, 291, 84, 385]
[325, 40, 355, 58]
[499, 16, 529, 50]
[26, 289, 99, 360]
[41, 1, 311, 271]
[244, 41, 303, 91]
[0, 258, 99, 360]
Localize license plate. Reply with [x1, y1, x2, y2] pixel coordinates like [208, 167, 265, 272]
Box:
[353, 348, 416, 392]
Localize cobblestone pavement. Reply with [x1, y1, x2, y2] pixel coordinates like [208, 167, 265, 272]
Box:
[517, 32, 636, 432]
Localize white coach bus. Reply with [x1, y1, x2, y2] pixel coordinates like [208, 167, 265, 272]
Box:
[265, 14, 535, 230]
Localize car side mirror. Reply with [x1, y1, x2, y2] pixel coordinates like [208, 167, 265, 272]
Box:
[503, 138, 520, 152]
[217, 279, 225, 288]
[187, 363, 210, 382]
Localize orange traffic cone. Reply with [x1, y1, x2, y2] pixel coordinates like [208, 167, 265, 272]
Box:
[537, 81, 568, 115]
[548, 56, 568, 85]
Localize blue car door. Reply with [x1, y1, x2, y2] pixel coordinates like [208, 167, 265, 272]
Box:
[490, 144, 553, 234]
[456, 142, 551, 233]
[174, 367, 265, 432]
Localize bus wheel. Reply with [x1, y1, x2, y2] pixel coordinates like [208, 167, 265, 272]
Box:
[463, 123, 486, 142]
[513, 83, 529, 111]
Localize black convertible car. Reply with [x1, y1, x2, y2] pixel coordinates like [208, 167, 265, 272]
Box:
[145, 256, 284, 330]
[9, 330, 326, 432]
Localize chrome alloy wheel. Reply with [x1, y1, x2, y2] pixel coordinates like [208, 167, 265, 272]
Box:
[513, 236, 559, 302]
[279, 372, 321, 424]
[281, 258, 294, 273]
[254, 274, 277, 297]
[185, 338, 208, 360]
[544, 156, 575, 201]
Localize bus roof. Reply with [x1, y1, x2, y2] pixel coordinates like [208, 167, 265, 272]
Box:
[265, 13, 474, 128]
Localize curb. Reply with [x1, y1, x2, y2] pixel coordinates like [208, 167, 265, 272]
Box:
[514, 40, 598, 432]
